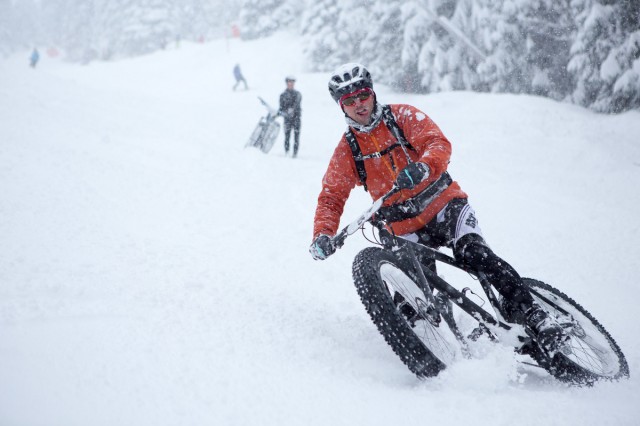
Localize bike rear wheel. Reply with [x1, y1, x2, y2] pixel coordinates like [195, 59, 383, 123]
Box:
[259, 120, 280, 153]
[247, 120, 267, 149]
[524, 278, 629, 384]
[353, 247, 465, 378]
[247, 117, 279, 152]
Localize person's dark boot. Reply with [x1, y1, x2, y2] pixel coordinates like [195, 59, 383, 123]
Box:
[524, 304, 568, 353]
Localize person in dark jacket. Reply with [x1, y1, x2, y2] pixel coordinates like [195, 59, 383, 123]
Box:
[233, 64, 248, 91]
[278, 76, 302, 157]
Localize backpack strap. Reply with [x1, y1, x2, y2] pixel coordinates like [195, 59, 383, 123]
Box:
[345, 129, 369, 192]
[381, 105, 414, 152]
[344, 105, 416, 192]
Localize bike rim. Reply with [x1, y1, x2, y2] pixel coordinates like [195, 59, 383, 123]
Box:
[531, 288, 621, 377]
[379, 262, 462, 367]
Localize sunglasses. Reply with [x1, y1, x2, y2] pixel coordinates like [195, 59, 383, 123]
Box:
[341, 89, 372, 106]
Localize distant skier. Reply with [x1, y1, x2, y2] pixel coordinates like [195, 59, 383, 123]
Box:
[277, 76, 302, 158]
[29, 48, 40, 68]
[233, 64, 248, 91]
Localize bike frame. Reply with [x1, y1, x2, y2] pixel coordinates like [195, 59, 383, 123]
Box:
[332, 185, 513, 334]
[330, 184, 630, 383]
[376, 225, 512, 332]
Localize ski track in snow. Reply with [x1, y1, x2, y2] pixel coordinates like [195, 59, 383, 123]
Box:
[1, 33, 639, 425]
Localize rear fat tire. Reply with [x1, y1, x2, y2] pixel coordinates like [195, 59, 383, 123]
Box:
[523, 278, 629, 384]
[352, 247, 447, 378]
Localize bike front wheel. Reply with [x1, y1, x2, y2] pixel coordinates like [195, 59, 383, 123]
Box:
[524, 278, 629, 384]
[353, 247, 465, 378]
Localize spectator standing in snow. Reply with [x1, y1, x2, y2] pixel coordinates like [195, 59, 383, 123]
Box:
[233, 64, 248, 91]
[309, 63, 567, 354]
[277, 76, 302, 158]
[29, 48, 40, 68]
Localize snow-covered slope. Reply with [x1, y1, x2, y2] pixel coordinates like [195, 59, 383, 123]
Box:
[1, 33, 639, 426]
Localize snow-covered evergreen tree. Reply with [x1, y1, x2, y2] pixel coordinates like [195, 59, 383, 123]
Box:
[0, 0, 14, 57]
[8, 0, 41, 52]
[2, 0, 637, 112]
[606, 27, 640, 112]
[55, 0, 99, 63]
[417, 0, 483, 93]
[519, 0, 574, 99]
[300, 0, 370, 72]
[112, 0, 179, 57]
[1, 0, 235, 61]
[568, 0, 640, 112]
[570, 0, 640, 112]
[360, 1, 405, 89]
[239, 0, 290, 40]
[475, 0, 530, 94]
[300, 0, 343, 71]
[442, 0, 485, 91]
[403, 2, 434, 92]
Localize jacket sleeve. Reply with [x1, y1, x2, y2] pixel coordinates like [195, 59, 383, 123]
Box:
[277, 93, 283, 114]
[395, 105, 452, 178]
[312, 139, 360, 239]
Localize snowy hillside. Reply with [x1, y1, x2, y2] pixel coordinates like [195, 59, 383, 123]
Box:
[1, 33, 639, 426]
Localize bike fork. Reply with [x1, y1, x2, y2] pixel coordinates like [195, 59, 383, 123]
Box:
[406, 245, 471, 357]
[407, 244, 437, 306]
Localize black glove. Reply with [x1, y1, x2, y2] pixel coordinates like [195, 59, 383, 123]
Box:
[395, 162, 430, 190]
[309, 234, 336, 260]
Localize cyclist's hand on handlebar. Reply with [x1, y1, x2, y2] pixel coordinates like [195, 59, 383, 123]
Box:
[309, 234, 336, 260]
[395, 162, 430, 190]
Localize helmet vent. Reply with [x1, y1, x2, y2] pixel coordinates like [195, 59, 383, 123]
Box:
[328, 62, 373, 103]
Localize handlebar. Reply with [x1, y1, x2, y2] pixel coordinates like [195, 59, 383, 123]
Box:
[331, 185, 400, 249]
[258, 96, 279, 117]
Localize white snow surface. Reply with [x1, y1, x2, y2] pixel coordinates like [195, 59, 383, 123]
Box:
[1, 33, 639, 425]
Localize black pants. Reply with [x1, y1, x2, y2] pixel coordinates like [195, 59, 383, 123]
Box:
[412, 198, 534, 311]
[283, 118, 300, 155]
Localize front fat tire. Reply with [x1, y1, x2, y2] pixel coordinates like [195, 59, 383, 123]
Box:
[524, 278, 630, 385]
[352, 247, 446, 378]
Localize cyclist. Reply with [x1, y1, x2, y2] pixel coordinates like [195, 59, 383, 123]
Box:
[278, 76, 302, 157]
[309, 63, 566, 353]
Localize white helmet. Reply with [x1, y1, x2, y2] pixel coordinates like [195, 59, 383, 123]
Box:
[328, 63, 373, 103]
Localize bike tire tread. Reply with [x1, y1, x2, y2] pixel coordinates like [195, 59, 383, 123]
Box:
[523, 278, 630, 384]
[352, 247, 445, 378]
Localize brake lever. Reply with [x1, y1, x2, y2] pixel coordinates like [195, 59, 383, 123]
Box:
[331, 185, 400, 250]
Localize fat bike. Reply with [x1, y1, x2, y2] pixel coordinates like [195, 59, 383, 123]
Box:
[332, 184, 629, 385]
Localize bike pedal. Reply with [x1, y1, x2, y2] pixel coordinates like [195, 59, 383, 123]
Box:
[467, 324, 497, 342]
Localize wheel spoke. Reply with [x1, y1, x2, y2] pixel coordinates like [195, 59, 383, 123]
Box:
[528, 283, 625, 379]
[379, 262, 463, 366]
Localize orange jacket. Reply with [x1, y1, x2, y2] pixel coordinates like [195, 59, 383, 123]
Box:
[313, 104, 467, 239]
